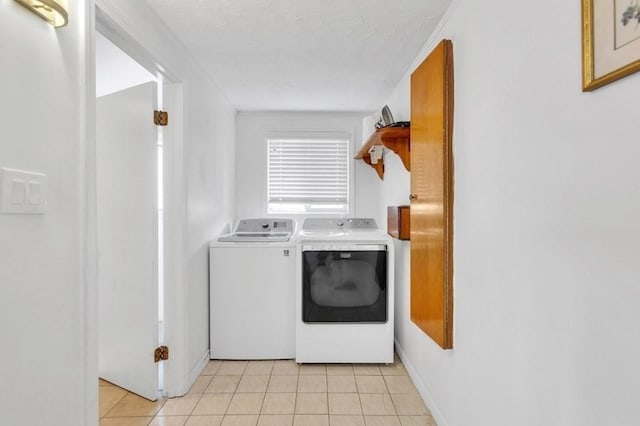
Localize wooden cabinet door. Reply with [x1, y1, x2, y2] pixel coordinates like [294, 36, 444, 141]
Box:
[410, 39, 454, 349]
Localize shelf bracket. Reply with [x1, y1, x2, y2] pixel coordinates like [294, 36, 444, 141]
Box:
[354, 126, 410, 180]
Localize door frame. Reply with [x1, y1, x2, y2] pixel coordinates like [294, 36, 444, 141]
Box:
[92, 4, 187, 398]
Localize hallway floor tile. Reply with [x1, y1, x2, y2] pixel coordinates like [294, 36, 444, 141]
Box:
[99, 357, 436, 426]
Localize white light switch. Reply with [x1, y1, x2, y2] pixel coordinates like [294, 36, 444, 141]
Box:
[1, 167, 47, 214]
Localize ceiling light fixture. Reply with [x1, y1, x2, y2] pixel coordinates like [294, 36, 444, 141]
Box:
[14, 0, 68, 28]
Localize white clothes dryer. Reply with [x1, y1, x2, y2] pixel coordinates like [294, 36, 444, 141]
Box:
[295, 218, 394, 364]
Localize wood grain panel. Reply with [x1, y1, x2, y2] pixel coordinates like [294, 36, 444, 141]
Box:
[355, 127, 411, 179]
[409, 39, 454, 349]
[387, 205, 410, 240]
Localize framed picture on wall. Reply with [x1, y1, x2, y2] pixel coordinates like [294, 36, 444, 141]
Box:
[582, 0, 640, 91]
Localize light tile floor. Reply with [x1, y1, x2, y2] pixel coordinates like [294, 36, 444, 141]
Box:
[99, 356, 437, 426]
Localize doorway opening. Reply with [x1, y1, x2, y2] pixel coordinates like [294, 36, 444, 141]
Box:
[95, 29, 166, 402]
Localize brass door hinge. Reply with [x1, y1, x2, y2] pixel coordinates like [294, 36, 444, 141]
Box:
[154, 345, 169, 362]
[154, 110, 168, 126]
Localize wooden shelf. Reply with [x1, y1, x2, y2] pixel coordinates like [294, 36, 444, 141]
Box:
[387, 205, 410, 240]
[354, 126, 410, 180]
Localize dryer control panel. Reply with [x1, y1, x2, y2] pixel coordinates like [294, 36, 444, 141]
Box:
[302, 218, 377, 231]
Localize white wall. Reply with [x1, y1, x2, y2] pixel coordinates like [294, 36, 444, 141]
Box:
[235, 111, 381, 224]
[384, 1, 640, 425]
[0, 1, 94, 424]
[96, 0, 237, 395]
[95, 31, 156, 97]
[184, 77, 236, 383]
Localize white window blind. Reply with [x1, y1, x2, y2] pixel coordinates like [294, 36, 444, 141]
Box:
[268, 134, 350, 214]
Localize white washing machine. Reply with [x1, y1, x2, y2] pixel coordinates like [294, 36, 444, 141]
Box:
[209, 218, 296, 359]
[296, 218, 394, 364]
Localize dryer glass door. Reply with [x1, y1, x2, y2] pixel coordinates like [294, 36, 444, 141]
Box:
[301, 244, 387, 323]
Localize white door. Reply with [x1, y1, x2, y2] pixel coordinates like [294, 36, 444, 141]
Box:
[97, 82, 160, 401]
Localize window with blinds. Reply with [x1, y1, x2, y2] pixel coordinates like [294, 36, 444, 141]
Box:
[267, 134, 350, 214]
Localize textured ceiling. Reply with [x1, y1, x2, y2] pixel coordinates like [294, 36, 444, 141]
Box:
[144, 0, 451, 111]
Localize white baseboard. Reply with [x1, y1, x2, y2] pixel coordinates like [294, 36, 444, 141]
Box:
[394, 340, 450, 426]
[187, 349, 211, 393]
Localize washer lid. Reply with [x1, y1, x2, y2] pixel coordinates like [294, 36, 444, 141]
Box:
[218, 218, 294, 242]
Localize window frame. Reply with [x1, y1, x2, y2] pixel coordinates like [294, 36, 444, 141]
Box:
[266, 131, 354, 216]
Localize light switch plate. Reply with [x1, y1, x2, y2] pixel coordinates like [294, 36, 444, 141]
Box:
[1, 167, 47, 214]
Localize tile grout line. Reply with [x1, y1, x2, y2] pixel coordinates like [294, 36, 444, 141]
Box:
[100, 358, 428, 425]
[387, 373, 404, 422]
[181, 380, 203, 423]
[191, 362, 218, 422]
[190, 372, 210, 422]
[100, 387, 129, 419]
[292, 368, 299, 421]
[356, 385, 365, 424]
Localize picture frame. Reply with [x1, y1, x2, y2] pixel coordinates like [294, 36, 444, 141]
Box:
[582, 0, 640, 91]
